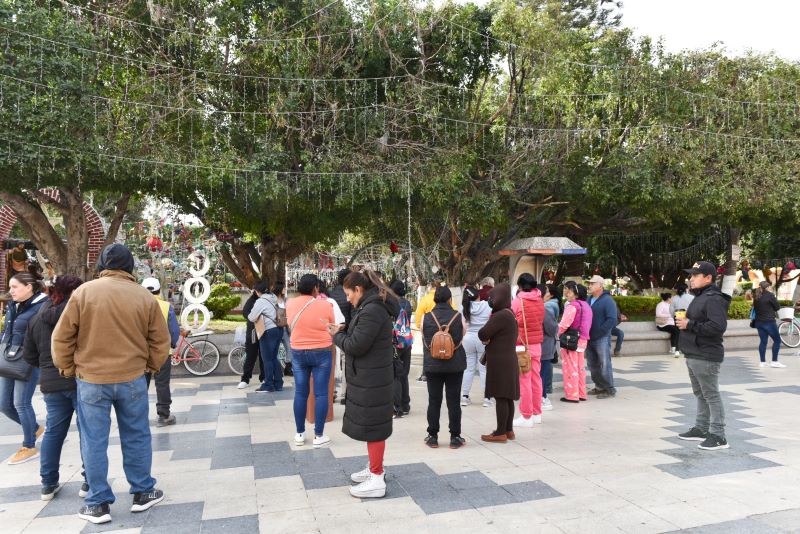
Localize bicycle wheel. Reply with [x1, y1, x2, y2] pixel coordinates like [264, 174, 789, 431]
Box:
[227, 345, 247, 375]
[183, 340, 221, 376]
[778, 320, 800, 348]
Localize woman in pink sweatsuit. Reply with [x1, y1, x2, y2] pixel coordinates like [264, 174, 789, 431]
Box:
[510, 274, 545, 427]
[558, 281, 592, 403]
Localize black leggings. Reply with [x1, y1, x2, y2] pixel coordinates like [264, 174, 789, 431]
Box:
[657, 325, 680, 348]
[494, 397, 515, 435]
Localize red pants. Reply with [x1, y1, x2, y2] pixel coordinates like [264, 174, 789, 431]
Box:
[367, 441, 385, 475]
[519, 357, 543, 417]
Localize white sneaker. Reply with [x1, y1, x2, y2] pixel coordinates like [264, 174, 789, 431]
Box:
[460, 396, 471, 407]
[513, 415, 534, 428]
[482, 398, 494, 407]
[237, 382, 249, 390]
[674, 352, 680, 358]
[531, 414, 543, 424]
[349, 472, 386, 498]
[294, 433, 305, 446]
[670, 347, 676, 354]
[770, 361, 787, 368]
[541, 398, 553, 411]
[759, 362, 768, 368]
[312, 435, 331, 448]
[350, 464, 371, 483]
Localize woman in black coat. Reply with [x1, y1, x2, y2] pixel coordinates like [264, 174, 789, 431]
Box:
[22, 275, 87, 499]
[422, 286, 466, 449]
[478, 283, 520, 443]
[330, 270, 398, 499]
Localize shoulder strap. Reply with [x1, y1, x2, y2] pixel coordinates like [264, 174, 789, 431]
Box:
[443, 311, 461, 333]
[289, 297, 316, 333]
[520, 302, 529, 345]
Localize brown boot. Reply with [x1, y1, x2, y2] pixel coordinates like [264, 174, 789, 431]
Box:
[481, 433, 508, 443]
[506, 431, 515, 440]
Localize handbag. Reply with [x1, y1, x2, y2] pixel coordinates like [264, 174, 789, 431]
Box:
[749, 306, 756, 329]
[559, 302, 582, 351]
[0, 342, 33, 381]
[516, 306, 532, 374]
[269, 300, 288, 328]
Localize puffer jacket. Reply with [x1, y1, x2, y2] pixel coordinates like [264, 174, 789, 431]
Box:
[511, 289, 545, 345]
[333, 288, 399, 442]
[1, 292, 48, 349]
[679, 283, 731, 363]
[23, 300, 76, 393]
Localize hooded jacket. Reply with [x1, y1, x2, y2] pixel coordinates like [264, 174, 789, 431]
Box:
[333, 288, 399, 442]
[511, 289, 545, 346]
[465, 300, 491, 334]
[588, 290, 618, 341]
[23, 300, 76, 393]
[247, 292, 279, 331]
[678, 283, 731, 362]
[541, 300, 560, 361]
[52, 270, 171, 384]
[478, 284, 520, 400]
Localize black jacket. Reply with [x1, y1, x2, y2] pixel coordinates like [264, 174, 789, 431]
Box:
[329, 285, 352, 326]
[753, 292, 780, 322]
[333, 288, 398, 442]
[22, 300, 76, 393]
[678, 284, 731, 363]
[422, 304, 466, 374]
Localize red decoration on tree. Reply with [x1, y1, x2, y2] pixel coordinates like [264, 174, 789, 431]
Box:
[390, 240, 400, 255]
[146, 235, 163, 252]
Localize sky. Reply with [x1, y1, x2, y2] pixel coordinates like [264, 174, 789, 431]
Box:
[617, 0, 800, 60]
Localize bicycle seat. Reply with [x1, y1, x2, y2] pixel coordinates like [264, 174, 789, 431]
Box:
[187, 330, 214, 338]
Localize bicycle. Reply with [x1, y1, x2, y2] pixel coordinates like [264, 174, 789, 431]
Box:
[227, 341, 289, 375]
[172, 332, 221, 376]
[778, 315, 800, 348]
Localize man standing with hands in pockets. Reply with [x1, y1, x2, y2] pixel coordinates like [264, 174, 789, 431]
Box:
[675, 261, 731, 451]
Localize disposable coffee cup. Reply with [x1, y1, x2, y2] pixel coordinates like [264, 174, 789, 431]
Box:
[675, 310, 686, 320]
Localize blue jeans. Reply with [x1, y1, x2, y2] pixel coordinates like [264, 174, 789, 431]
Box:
[291, 349, 332, 436]
[77, 376, 156, 506]
[540, 359, 553, 397]
[611, 327, 624, 353]
[258, 328, 284, 390]
[41, 390, 83, 487]
[586, 335, 616, 394]
[755, 320, 781, 362]
[0, 367, 41, 448]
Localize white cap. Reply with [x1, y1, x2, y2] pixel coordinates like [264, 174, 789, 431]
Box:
[141, 277, 161, 292]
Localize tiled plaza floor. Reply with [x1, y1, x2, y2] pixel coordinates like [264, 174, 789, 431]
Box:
[2, 349, 800, 533]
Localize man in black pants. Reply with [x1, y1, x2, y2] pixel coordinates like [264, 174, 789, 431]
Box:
[238, 290, 263, 389]
[141, 278, 180, 427]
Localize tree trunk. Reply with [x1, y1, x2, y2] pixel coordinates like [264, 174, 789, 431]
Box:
[0, 191, 67, 273]
[101, 192, 132, 249]
[59, 187, 89, 280]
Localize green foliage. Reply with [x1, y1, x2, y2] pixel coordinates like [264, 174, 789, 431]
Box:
[613, 296, 660, 316]
[727, 298, 752, 320]
[206, 284, 241, 319]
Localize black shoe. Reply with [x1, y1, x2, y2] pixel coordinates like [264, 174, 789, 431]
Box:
[339, 398, 346, 405]
[678, 427, 708, 441]
[698, 434, 729, 451]
[156, 414, 176, 427]
[587, 388, 604, 395]
[613, 349, 621, 357]
[596, 391, 616, 399]
[402, 409, 410, 415]
[41, 484, 62, 501]
[131, 489, 164, 512]
[559, 397, 579, 404]
[79, 481, 89, 498]
[449, 436, 466, 449]
[78, 503, 111, 524]
[424, 434, 438, 448]
[393, 411, 403, 419]
[416, 375, 427, 383]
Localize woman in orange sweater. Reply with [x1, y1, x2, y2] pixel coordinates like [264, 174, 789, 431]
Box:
[286, 274, 335, 448]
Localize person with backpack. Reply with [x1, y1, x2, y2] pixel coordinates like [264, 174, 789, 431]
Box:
[389, 280, 413, 418]
[237, 289, 264, 389]
[247, 279, 283, 392]
[510, 274, 545, 427]
[287, 274, 335, 448]
[422, 286, 467, 449]
[460, 286, 492, 408]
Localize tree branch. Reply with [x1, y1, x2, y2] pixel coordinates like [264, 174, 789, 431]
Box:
[102, 192, 132, 249]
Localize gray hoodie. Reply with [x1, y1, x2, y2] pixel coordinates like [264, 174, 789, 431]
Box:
[247, 293, 279, 330]
[465, 301, 491, 334]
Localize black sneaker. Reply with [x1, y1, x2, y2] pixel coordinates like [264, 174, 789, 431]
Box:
[449, 436, 466, 449]
[393, 411, 403, 419]
[596, 391, 616, 399]
[131, 489, 164, 512]
[156, 414, 176, 427]
[587, 387, 604, 395]
[424, 434, 438, 448]
[678, 427, 708, 441]
[41, 484, 62, 501]
[698, 434, 729, 451]
[79, 481, 89, 498]
[78, 503, 111, 524]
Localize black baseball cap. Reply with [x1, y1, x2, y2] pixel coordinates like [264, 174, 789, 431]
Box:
[683, 261, 716, 277]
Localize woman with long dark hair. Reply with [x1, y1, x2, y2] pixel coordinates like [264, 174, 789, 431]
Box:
[329, 270, 398, 498]
[460, 286, 492, 407]
[23, 275, 88, 499]
[510, 274, 545, 427]
[0, 272, 47, 465]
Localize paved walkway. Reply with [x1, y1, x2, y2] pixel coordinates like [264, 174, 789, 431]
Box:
[2, 349, 800, 533]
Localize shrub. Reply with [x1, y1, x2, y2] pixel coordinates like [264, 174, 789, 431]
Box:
[612, 294, 772, 320]
[206, 283, 240, 319]
[727, 299, 751, 320]
[739, 281, 753, 291]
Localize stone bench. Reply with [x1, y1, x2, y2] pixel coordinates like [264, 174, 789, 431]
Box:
[615, 319, 759, 356]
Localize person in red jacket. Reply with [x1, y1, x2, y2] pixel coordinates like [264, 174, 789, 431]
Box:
[510, 273, 545, 427]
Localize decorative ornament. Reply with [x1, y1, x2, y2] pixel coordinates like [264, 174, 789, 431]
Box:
[146, 235, 163, 252]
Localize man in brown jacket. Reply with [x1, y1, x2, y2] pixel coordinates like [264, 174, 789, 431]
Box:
[52, 244, 170, 525]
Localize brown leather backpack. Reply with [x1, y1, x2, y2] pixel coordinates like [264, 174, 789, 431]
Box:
[425, 312, 462, 360]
